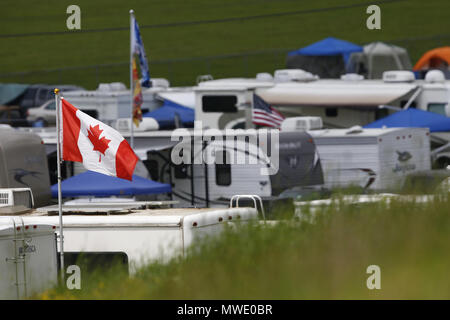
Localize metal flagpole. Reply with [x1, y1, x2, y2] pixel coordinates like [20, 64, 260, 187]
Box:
[130, 9, 135, 148]
[54, 88, 65, 281]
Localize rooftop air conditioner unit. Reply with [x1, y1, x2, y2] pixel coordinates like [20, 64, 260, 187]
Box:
[97, 82, 127, 92]
[150, 78, 170, 88]
[0, 188, 34, 208]
[274, 69, 319, 83]
[115, 117, 159, 132]
[425, 70, 446, 83]
[382, 71, 415, 83]
[281, 116, 323, 131]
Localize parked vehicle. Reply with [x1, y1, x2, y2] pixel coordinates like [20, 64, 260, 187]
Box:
[0, 216, 58, 299]
[309, 127, 432, 190]
[0, 127, 52, 207]
[19, 84, 84, 111]
[26, 100, 56, 126]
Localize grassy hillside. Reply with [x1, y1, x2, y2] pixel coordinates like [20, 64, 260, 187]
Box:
[1, 0, 449, 88]
[38, 192, 450, 299]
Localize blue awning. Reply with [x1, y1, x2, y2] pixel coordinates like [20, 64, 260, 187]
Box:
[143, 99, 194, 128]
[51, 171, 171, 197]
[364, 108, 450, 132]
[288, 37, 362, 64]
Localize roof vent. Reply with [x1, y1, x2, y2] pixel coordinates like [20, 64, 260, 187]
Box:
[425, 70, 445, 83]
[382, 71, 415, 83]
[341, 73, 364, 81]
[346, 125, 364, 134]
[256, 72, 274, 81]
[274, 69, 319, 82]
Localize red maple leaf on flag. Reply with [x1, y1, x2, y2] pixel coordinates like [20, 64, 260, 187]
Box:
[87, 124, 111, 162]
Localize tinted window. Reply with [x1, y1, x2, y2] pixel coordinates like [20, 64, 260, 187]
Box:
[325, 108, 338, 117]
[45, 102, 56, 110]
[428, 103, 447, 116]
[202, 95, 238, 113]
[215, 151, 231, 186]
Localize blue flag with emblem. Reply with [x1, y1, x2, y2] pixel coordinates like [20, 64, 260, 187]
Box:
[131, 16, 151, 88]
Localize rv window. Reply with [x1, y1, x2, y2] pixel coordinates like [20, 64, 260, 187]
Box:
[215, 151, 231, 186]
[325, 108, 338, 117]
[202, 96, 238, 113]
[174, 164, 189, 179]
[427, 103, 447, 116]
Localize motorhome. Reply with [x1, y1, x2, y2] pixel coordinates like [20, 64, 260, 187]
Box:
[0, 127, 51, 207]
[193, 70, 450, 130]
[308, 127, 432, 190]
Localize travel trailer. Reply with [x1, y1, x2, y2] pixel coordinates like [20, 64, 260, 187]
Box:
[0, 127, 51, 207]
[0, 216, 58, 299]
[61, 79, 191, 125]
[308, 127, 432, 190]
[142, 129, 324, 207]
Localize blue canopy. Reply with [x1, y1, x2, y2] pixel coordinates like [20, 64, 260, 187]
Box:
[288, 37, 362, 64]
[364, 108, 450, 132]
[51, 171, 171, 197]
[143, 99, 194, 128]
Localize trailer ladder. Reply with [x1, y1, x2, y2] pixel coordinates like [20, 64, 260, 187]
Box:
[229, 195, 266, 221]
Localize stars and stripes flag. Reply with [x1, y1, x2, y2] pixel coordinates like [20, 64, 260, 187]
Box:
[252, 94, 285, 128]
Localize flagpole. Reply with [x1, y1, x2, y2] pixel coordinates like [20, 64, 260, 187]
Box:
[54, 88, 65, 281]
[129, 9, 135, 148]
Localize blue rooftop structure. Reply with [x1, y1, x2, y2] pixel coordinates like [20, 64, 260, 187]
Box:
[363, 108, 450, 132]
[288, 37, 362, 64]
[51, 171, 171, 197]
[143, 99, 194, 128]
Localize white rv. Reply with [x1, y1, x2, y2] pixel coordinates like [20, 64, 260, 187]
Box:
[20, 205, 258, 275]
[309, 127, 432, 190]
[192, 70, 450, 130]
[0, 217, 58, 299]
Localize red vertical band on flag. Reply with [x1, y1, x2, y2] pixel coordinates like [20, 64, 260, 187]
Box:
[61, 99, 83, 162]
[115, 140, 138, 181]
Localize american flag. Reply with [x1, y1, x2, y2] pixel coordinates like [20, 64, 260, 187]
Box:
[252, 94, 285, 128]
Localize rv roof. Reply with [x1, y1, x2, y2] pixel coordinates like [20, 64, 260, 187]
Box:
[18, 207, 257, 228]
[309, 127, 429, 138]
[256, 81, 418, 107]
[197, 78, 274, 90]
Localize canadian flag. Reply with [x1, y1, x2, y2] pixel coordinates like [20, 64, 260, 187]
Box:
[61, 98, 138, 181]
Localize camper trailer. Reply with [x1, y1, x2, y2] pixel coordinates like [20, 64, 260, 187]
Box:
[309, 127, 432, 190]
[144, 129, 324, 207]
[61, 80, 174, 124]
[0, 216, 58, 299]
[0, 127, 51, 207]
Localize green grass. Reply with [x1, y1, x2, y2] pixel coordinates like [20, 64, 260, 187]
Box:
[1, 0, 449, 88]
[37, 191, 450, 299]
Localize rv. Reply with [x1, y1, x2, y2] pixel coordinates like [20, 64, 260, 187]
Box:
[192, 70, 450, 130]
[141, 129, 324, 207]
[20, 205, 258, 275]
[308, 127, 432, 190]
[0, 127, 51, 207]
[0, 216, 58, 299]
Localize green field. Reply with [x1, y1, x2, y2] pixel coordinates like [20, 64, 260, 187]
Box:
[1, 0, 449, 88]
[37, 192, 450, 300]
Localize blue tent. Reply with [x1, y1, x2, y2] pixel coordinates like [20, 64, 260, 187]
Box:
[51, 171, 171, 197]
[143, 99, 194, 128]
[288, 37, 362, 64]
[363, 108, 450, 132]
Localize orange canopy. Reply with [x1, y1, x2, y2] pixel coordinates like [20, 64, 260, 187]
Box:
[413, 47, 450, 70]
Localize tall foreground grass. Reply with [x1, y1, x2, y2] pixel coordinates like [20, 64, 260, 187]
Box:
[39, 193, 450, 299]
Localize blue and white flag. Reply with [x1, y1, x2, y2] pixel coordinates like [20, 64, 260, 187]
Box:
[131, 16, 151, 88]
